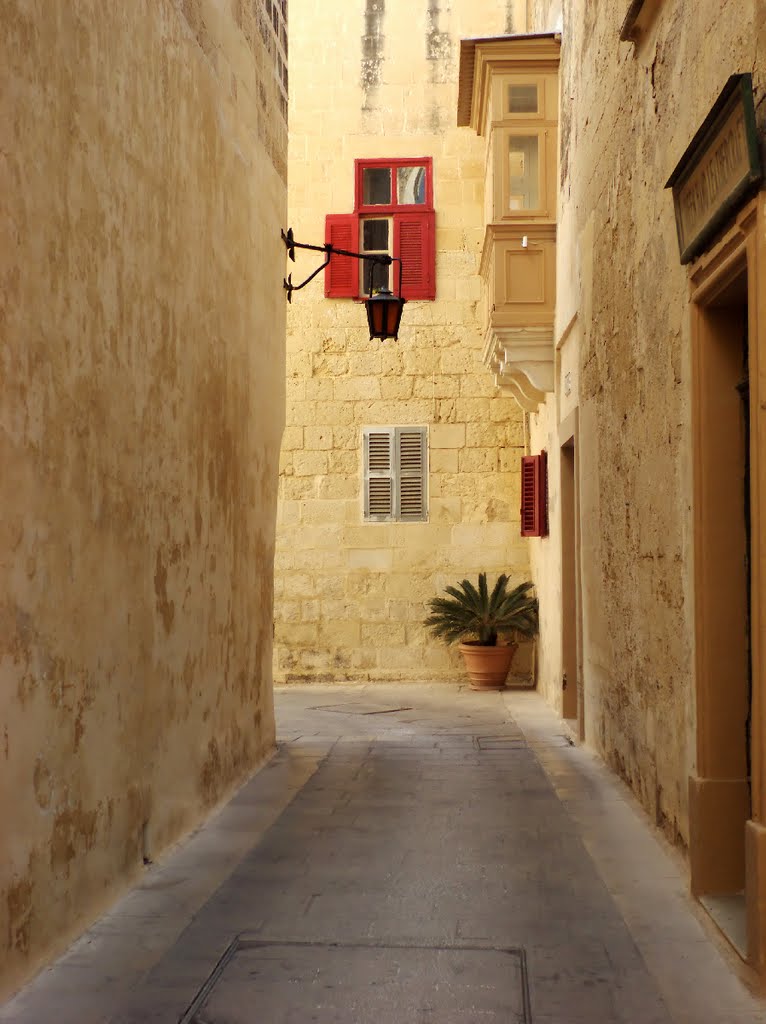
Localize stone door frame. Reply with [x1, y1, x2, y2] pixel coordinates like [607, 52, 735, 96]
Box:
[688, 194, 766, 970]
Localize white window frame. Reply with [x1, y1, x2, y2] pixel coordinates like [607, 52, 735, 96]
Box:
[363, 426, 428, 523]
[359, 216, 393, 295]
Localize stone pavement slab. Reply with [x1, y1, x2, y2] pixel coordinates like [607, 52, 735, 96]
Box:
[185, 938, 530, 1023]
[2, 684, 765, 1023]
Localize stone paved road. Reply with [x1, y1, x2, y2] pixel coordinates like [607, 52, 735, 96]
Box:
[2, 685, 765, 1023]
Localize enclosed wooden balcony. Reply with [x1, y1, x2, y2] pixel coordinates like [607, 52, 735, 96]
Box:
[458, 33, 561, 412]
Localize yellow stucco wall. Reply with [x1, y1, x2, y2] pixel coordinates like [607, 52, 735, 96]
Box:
[0, 0, 286, 996]
[276, 0, 533, 685]
[527, 0, 766, 847]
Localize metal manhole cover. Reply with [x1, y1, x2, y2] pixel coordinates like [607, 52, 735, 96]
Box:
[475, 735, 528, 750]
[180, 936, 531, 1023]
[311, 703, 413, 716]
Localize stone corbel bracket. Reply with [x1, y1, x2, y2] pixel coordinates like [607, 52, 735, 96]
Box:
[484, 325, 554, 413]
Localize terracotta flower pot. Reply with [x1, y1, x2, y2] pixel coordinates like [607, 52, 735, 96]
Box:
[458, 641, 518, 691]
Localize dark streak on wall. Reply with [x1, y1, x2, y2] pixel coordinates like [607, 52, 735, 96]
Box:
[361, 0, 386, 107]
[426, 0, 454, 128]
[426, 0, 452, 64]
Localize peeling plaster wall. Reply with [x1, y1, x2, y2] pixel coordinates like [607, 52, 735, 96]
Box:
[527, 0, 766, 847]
[0, 0, 286, 996]
[277, 0, 533, 685]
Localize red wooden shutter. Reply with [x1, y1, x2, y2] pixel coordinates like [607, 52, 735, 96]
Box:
[324, 214, 358, 298]
[539, 450, 548, 536]
[520, 456, 539, 537]
[520, 452, 548, 537]
[394, 209, 435, 300]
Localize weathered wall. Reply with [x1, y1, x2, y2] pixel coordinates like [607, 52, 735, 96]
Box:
[276, 0, 533, 685]
[527, 0, 765, 846]
[0, 0, 286, 996]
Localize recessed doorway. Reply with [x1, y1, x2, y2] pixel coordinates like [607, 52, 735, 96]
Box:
[560, 419, 583, 740]
[690, 258, 752, 957]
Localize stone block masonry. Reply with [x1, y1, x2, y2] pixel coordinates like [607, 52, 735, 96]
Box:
[276, 0, 532, 685]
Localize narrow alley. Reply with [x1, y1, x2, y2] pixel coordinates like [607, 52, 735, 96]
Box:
[2, 685, 762, 1024]
[6, 1, 766, 1018]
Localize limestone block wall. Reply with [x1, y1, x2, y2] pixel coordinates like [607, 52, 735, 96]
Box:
[527, 0, 766, 847]
[276, 0, 532, 685]
[0, 0, 286, 996]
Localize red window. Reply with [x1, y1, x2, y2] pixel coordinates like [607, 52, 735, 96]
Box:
[520, 452, 548, 538]
[325, 158, 435, 301]
[354, 158, 434, 213]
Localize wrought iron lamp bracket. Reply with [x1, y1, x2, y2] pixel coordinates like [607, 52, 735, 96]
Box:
[281, 228, 401, 303]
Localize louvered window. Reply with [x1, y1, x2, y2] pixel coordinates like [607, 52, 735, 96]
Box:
[364, 427, 428, 522]
[325, 158, 436, 301]
[520, 451, 548, 538]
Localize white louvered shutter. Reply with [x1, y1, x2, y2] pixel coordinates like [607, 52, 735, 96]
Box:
[396, 428, 427, 521]
[364, 429, 394, 520]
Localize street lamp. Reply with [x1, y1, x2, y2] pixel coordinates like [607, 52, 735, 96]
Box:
[282, 228, 406, 341]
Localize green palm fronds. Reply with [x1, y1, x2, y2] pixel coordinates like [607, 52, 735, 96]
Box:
[425, 573, 538, 647]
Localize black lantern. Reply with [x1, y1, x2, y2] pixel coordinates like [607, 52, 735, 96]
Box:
[365, 288, 405, 341]
[282, 228, 406, 341]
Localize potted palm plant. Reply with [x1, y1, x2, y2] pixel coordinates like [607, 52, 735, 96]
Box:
[425, 573, 538, 690]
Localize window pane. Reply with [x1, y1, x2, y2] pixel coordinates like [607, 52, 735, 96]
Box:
[508, 84, 538, 114]
[508, 136, 540, 210]
[397, 165, 426, 205]
[363, 167, 391, 205]
[362, 259, 390, 294]
[363, 219, 389, 251]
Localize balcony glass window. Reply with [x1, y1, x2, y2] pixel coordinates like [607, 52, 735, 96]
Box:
[508, 83, 539, 114]
[508, 136, 540, 211]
